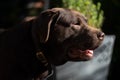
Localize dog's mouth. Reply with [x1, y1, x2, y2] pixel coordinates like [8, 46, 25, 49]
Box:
[67, 48, 95, 61]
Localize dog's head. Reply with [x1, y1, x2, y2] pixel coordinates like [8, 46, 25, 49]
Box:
[32, 8, 104, 66]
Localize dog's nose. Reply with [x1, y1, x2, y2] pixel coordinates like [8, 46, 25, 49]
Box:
[97, 32, 105, 40]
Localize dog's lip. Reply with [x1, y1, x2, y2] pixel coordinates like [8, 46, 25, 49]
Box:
[68, 48, 94, 60]
[70, 49, 93, 57]
[81, 50, 93, 57]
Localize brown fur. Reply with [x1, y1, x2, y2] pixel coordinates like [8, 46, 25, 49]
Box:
[0, 8, 104, 80]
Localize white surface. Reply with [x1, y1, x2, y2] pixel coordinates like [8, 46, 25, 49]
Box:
[56, 35, 115, 80]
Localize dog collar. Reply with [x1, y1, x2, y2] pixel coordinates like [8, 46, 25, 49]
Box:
[36, 52, 48, 66]
[36, 51, 53, 79]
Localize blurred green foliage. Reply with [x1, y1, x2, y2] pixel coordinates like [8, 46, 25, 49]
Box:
[51, 0, 104, 28]
[62, 0, 104, 28]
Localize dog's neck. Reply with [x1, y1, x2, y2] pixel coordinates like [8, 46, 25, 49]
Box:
[35, 51, 53, 79]
[21, 20, 53, 79]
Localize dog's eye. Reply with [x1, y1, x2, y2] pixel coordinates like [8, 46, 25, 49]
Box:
[75, 22, 80, 25]
[71, 24, 81, 31]
[75, 19, 81, 25]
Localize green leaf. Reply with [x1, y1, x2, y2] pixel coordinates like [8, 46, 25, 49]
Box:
[61, 0, 104, 28]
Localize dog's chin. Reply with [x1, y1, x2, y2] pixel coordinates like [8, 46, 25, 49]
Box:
[67, 48, 94, 61]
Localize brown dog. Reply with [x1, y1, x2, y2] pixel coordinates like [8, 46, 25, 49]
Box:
[0, 8, 104, 80]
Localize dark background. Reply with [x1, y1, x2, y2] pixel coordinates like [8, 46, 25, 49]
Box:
[93, 0, 120, 80]
[0, 0, 120, 80]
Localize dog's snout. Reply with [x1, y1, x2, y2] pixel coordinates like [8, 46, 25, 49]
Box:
[97, 32, 105, 40]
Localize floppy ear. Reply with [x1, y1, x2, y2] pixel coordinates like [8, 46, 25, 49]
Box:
[32, 9, 59, 43]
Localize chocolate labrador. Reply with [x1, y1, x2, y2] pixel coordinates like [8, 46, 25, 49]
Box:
[0, 8, 104, 80]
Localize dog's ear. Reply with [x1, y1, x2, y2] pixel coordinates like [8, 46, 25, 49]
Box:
[32, 9, 59, 43]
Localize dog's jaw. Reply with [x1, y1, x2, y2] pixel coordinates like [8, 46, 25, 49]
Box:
[67, 48, 94, 61]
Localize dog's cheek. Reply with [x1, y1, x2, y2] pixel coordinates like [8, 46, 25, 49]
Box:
[64, 28, 76, 38]
[54, 26, 75, 42]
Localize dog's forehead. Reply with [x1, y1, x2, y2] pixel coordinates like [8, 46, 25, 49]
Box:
[51, 8, 87, 22]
